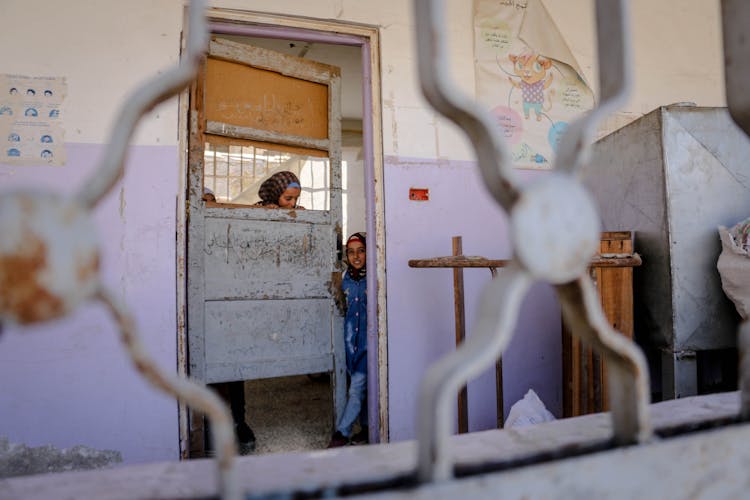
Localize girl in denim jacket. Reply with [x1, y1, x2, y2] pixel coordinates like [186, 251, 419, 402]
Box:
[328, 232, 368, 447]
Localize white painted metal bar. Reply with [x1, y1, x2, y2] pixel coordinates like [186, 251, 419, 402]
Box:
[413, 0, 651, 483]
[95, 285, 239, 500]
[413, 0, 520, 212]
[417, 263, 532, 482]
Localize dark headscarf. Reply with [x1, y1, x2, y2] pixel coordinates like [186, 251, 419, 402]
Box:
[346, 232, 367, 281]
[257, 171, 301, 206]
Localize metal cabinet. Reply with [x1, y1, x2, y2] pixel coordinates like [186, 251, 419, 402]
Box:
[581, 105, 750, 399]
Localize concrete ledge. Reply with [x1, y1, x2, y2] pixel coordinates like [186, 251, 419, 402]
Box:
[1, 392, 740, 499]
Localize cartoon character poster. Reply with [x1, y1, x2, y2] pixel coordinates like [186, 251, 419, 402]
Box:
[474, 0, 594, 169]
[0, 74, 66, 166]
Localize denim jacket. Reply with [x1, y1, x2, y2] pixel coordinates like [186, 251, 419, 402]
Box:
[342, 271, 367, 375]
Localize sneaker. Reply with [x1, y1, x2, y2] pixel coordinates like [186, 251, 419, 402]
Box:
[235, 422, 256, 455]
[327, 431, 349, 448]
[351, 427, 369, 445]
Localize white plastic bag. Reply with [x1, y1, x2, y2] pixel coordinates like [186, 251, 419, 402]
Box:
[505, 389, 556, 428]
[717, 220, 750, 320]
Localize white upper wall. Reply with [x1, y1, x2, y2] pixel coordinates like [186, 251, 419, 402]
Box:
[212, 0, 726, 158]
[1, 0, 725, 151]
[544, 0, 725, 134]
[1, 0, 184, 147]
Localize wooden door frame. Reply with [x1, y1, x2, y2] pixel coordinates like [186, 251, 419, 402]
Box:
[176, 9, 387, 456]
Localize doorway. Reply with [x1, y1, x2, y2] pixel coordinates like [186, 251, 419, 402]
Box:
[178, 14, 386, 456]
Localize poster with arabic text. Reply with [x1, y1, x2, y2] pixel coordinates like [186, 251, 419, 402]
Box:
[474, 0, 594, 169]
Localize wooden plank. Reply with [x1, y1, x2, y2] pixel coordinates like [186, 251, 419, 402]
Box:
[204, 206, 331, 223]
[205, 56, 329, 139]
[209, 37, 340, 85]
[597, 233, 635, 412]
[202, 218, 332, 300]
[409, 256, 509, 269]
[206, 121, 330, 151]
[204, 132, 329, 158]
[562, 323, 572, 417]
[495, 357, 504, 428]
[186, 58, 209, 459]
[563, 232, 637, 417]
[452, 236, 469, 435]
[203, 298, 333, 383]
[589, 254, 641, 267]
[582, 335, 593, 413]
[408, 254, 640, 269]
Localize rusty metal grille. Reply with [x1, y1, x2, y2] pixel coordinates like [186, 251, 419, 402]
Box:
[3, 0, 750, 499]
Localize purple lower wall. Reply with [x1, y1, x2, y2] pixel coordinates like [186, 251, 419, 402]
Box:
[0, 143, 181, 464]
[1, 144, 562, 459]
[384, 156, 562, 441]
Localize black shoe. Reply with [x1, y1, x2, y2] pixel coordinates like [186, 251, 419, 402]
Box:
[327, 431, 349, 448]
[235, 422, 256, 454]
[351, 427, 369, 445]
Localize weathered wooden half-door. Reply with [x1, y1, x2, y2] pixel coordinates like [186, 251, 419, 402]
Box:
[186, 37, 345, 442]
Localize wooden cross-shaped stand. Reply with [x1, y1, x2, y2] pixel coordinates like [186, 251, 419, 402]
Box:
[408, 236, 508, 432]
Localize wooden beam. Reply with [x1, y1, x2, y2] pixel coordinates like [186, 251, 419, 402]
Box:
[452, 236, 469, 434]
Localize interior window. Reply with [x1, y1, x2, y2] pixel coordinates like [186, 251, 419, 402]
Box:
[203, 138, 331, 210]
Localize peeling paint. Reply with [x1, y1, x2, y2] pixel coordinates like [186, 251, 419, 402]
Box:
[0, 436, 122, 479]
[330, 272, 345, 316]
[0, 232, 64, 324]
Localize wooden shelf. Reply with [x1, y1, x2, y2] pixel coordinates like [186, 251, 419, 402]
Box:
[563, 231, 641, 417]
[409, 231, 642, 426]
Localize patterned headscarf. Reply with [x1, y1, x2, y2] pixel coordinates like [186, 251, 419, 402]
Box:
[257, 171, 301, 206]
[346, 232, 367, 280]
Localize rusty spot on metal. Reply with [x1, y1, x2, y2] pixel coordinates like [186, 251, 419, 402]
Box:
[0, 231, 64, 324]
[330, 272, 345, 316]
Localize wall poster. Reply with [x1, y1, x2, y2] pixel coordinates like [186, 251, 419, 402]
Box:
[0, 74, 66, 166]
[474, 0, 594, 169]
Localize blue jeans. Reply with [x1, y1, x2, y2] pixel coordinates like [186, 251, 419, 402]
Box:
[336, 371, 368, 437]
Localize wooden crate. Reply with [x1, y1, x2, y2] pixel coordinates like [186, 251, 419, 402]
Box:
[562, 231, 637, 417]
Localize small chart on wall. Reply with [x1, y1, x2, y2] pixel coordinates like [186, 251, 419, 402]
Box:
[0, 74, 66, 166]
[474, 0, 594, 169]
